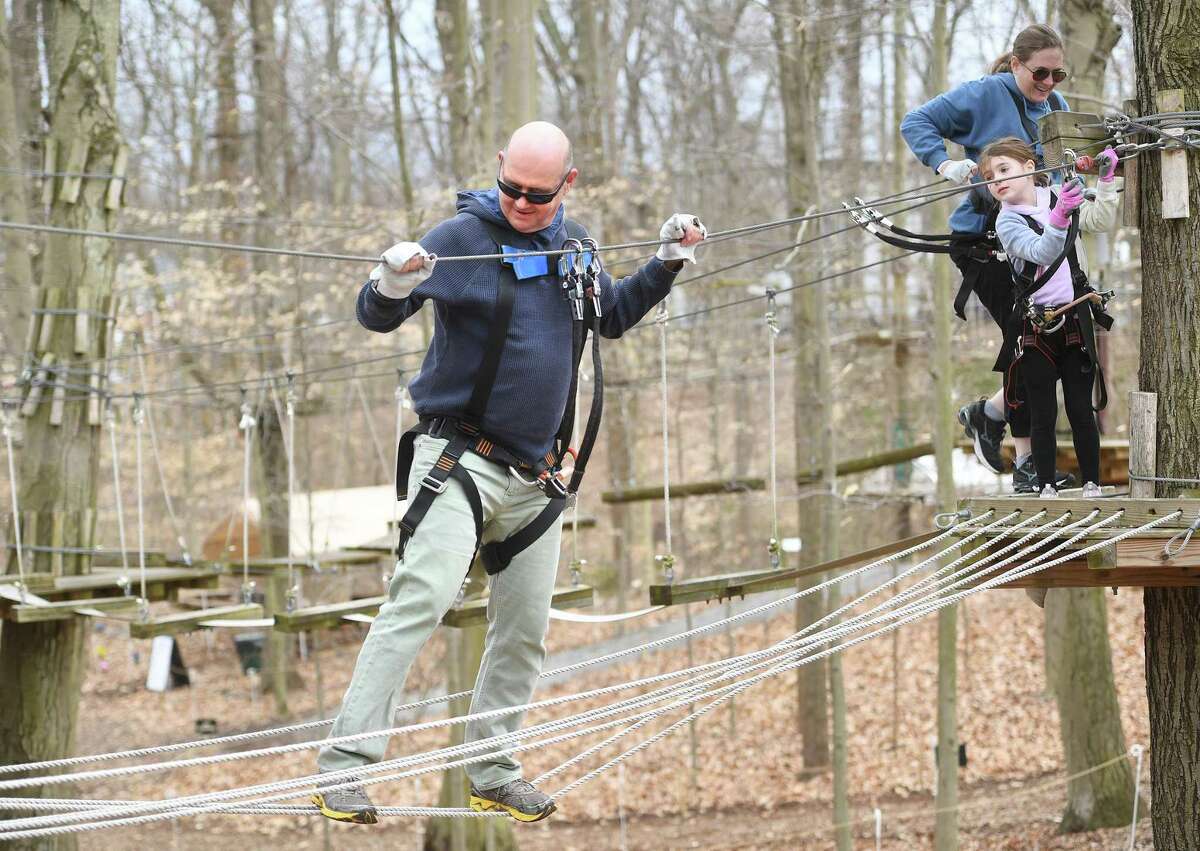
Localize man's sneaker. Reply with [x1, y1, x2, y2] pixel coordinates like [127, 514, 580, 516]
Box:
[1013, 456, 1078, 494]
[1040, 484, 1059, 499]
[312, 776, 378, 825]
[470, 778, 557, 823]
[957, 400, 1007, 474]
[1082, 481, 1103, 499]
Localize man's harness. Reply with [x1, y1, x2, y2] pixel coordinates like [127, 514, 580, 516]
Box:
[394, 219, 604, 576]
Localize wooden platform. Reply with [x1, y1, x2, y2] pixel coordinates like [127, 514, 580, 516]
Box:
[956, 438, 1130, 484]
[957, 495, 1200, 588]
[603, 444, 935, 504]
[273, 585, 595, 632]
[647, 533, 940, 606]
[128, 604, 266, 638]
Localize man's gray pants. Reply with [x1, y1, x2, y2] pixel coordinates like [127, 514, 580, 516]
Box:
[317, 434, 562, 790]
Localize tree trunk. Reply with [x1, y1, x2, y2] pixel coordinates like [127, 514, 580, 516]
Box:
[571, 0, 605, 177]
[425, 572, 516, 850]
[1041, 0, 1137, 830]
[0, 0, 34, 367]
[1044, 588, 1138, 830]
[0, 3, 123, 847]
[383, 0, 416, 230]
[771, 0, 830, 772]
[248, 0, 295, 716]
[435, 0, 472, 182]
[1132, 2, 1200, 847]
[928, 1, 958, 847]
[323, 0, 350, 206]
[498, 0, 536, 134]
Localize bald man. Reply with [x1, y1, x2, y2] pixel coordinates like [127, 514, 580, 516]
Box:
[312, 121, 705, 825]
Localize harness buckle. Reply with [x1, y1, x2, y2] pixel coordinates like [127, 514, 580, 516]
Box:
[420, 472, 450, 494]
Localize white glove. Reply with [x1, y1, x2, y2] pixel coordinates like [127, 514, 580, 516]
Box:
[368, 241, 436, 298]
[937, 159, 977, 186]
[655, 213, 708, 265]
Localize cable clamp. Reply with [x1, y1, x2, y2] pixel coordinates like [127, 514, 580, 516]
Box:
[851, 196, 894, 229]
[241, 581, 256, 605]
[767, 536, 782, 569]
[569, 558, 586, 587]
[285, 372, 296, 418]
[1162, 512, 1200, 560]
[655, 553, 676, 585]
[934, 508, 971, 530]
[764, 289, 780, 335]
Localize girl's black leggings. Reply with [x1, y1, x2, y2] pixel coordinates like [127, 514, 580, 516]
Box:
[1020, 342, 1101, 488]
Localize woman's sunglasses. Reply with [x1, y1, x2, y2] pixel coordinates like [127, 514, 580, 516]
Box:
[1026, 65, 1068, 83]
[496, 165, 571, 206]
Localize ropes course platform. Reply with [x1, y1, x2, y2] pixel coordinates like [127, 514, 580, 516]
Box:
[957, 496, 1200, 588]
[128, 604, 265, 638]
[274, 585, 595, 632]
[956, 438, 1131, 484]
[647, 533, 940, 606]
[0, 567, 225, 625]
[602, 444, 935, 504]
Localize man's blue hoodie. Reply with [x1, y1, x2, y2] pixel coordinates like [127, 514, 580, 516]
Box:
[901, 72, 1067, 234]
[356, 189, 678, 465]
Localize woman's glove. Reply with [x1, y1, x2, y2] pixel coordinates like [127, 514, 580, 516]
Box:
[655, 214, 708, 265]
[1048, 179, 1085, 229]
[1096, 147, 1119, 182]
[369, 242, 436, 298]
[937, 159, 977, 186]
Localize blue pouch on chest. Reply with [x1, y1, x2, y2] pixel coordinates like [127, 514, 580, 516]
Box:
[501, 245, 550, 280]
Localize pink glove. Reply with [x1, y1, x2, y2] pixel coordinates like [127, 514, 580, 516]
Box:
[1096, 147, 1119, 182]
[1048, 179, 1085, 229]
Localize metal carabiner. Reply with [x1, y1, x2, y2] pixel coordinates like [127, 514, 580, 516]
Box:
[581, 237, 603, 318]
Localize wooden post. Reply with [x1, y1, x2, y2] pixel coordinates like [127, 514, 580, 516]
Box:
[1122, 99, 1141, 229]
[1129, 391, 1157, 499]
[1156, 90, 1189, 220]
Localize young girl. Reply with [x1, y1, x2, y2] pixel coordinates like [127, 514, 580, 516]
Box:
[978, 137, 1119, 497]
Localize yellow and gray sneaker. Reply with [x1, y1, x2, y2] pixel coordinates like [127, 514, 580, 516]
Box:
[312, 776, 379, 824]
[469, 778, 557, 822]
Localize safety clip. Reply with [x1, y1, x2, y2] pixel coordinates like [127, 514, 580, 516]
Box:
[558, 238, 586, 321]
[581, 237, 603, 318]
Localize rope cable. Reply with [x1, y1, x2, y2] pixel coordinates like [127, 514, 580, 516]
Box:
[135, 347, 193, 565]
[132, 396, 148, 611]
[104, 402, 131, 580]
[0, 518, 988, 784]
[655, 301, 675, 584]
[765, 289, 781, 568]
[238, 392, 256, 603]
[0, 403, 27, 600]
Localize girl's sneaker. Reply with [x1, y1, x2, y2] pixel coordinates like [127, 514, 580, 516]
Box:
[1082, 482, 1103, 498]
[1039, 484, 1059, 499]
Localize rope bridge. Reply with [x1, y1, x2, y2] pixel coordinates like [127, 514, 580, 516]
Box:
[0, 507, 1182, 840]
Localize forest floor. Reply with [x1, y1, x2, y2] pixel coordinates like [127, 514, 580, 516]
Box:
[49, 579, 1155, 850]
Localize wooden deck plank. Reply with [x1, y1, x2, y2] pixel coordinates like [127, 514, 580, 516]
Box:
[273, 596, 388, 633]
[960, 497, 1198, 530]
[647, 533, 940, 606]
[274, 586, 596, 632]
[8, 596, 140, 624]
[46, 567, 221, 598]
[442, 586, 594, 628]
[129, 604, 265, 639]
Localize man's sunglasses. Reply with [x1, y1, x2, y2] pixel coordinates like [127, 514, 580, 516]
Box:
[1027, 64, 1067, 83]
[496, 164, 570, 206]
